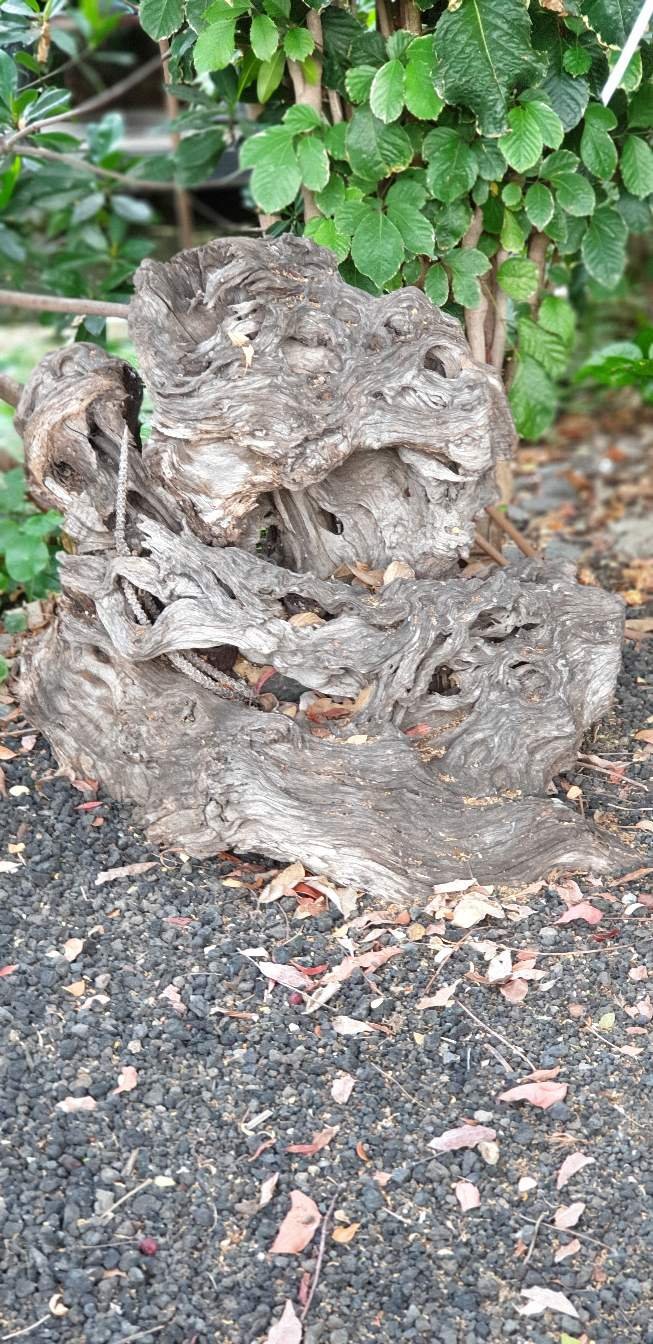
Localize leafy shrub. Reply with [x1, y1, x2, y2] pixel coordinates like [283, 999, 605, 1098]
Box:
[0, 466, 61, 606]
[577, 328, 653, 399]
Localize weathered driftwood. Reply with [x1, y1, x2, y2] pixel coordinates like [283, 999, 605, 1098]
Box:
[16, 237, 628, 899]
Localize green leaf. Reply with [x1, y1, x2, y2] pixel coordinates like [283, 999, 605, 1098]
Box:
[325, 122, 347, 159]
[434, 0, 544, 136]
[315, 175, 345, 215]
[345, 65, 376, 104]
[555, 172, 596, 216]
[386, 178, 427, 210]
[581, 113, 617, 180]
[621, 134, 653, 199]
[423, 128, 477, 203]
[283, 105, 325, 132]
[475, 140, 506, 180]
[334, 199, 372, 236]
[581, 204, 627, 288]
[510, 355, 556, 439]
[517, 315, 568, 378]
[296, 135, 330, 191]
[424, 264, 449, 307]
[351, 209, 404, 288]
[581, 0, 641, 47]
[404, 39, 442, 120]
[628, 83, 653, 129]
[370, 59, 405, 124]
[139, 0, 183, 39]
[386, 30, 413, 60]
[501, 182, 522, 209]
[576, 341, 653, 386]
[0, 656, 8, 684]
[345, 108, 413, 183]
[526, 99, 564, 150]
[193, 19, 237, 73]
[499, 105, 543, 172]
[241, 126, 300, 211]
[540, 72, 588, 131]
[525, 181, 554, 229]
[386, 201, 434, 256]
[0, 51, 17, 109]
[500, 208, 527, 253]
[284, 28, 315, 61]
[497, 256, 539, 299]
[4, 535, 49, 583]
[562, 47, 591, 77]
[304, 216, 350, 262]
[618, 189, 652, 233]
[3, 608, 27, 634]
[539, 294, 576, 347]
[445, 247, 490, 308]
[257, 49, 285, 102]
[433, 200, 472, 250]
[111, 195, 153, 223]
[250, 14, 279, 61]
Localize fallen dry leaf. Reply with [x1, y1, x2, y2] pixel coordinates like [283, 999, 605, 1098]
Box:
[500, 979, 529, 1003]
[62, 979, 86, 997]
[332, 1015, 376, 1036]
[0, 860, 19, 873]
[417, 981, 459, 1009]
[270, 1190, 321, 1254]
[635, 728, 653, 744]
[554, 1238, 581, 1263]
[556, 902, 603, 926]
[113, 1065, 138, 1095]
[373, 1170, 391, 1187]
[63, 937, 84, 962]
[95, 861, 157, 886]
[287, 1126, 338, 1156]
[331, 1072, 355, 1104]
[553, 1150, 593, 1193]
[429, 1124, 496, 1153]
[517, 1285, 578, 1318]
[56, 1095, 97, 1114]
[523, 1066, 561, 1082]
[259, 1172, 279, 1209]
[517, 1176, 537, 1194]
[454, 1180, 480, 1212]
[499, 1081, 568, 1109]
[0, 964, 17, 978]
[487, 947, 512, 982]
[629, 966, 648, 981]
[332, 1222, 360, 1244]
[264, 1299, 302, 1344]
[554, 1201, 585, 1230]
[255, 960, 313, 991]
[260, 862, 305, 904]
[0, 744, 16, 760]
[451, 891, 504, 929]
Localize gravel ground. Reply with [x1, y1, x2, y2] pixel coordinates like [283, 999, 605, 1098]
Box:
[1, 435, 652, 1344]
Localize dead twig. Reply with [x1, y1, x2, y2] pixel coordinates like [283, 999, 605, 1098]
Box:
[485, 505, 538, 558]
[474, 531, 507, 567]
[300, 1188, 341, 1322]
[1, 1318, 52, 1342]
[0, 289, 127, 318]
[457, 1000, 536, 1070]
[520, 1210, 547, 1270]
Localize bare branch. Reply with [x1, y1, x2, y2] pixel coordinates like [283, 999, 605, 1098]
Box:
[160, 38, 194, 251]
[1, 53, 162, 152]
[0, 289, 128, 318]
[0, 371, 22, 408]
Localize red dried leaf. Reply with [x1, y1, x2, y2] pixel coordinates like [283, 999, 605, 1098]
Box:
[0, 964, 18, 978]
[499, 1081, 567, 1109]
[286, 1126, 338, 1156]
[264, 1300, 302, 1344]
[270, 1191, 321, 1254]
[500, 979, 528, 1004]
[429, 1124, 496, 1153]
[454, 1180, 480, 1211]
[556, 902, 603, 926]
[77, 801, 103, 812]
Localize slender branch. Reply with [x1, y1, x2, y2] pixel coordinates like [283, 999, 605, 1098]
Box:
[160, 38, 194, 251]
[400, 0, 422, 33]
[0, 372, 22, 408]
[328, 89, 344, 123]
[1, 53, 162, 152]
[288, 11, 324, 221]
[376, 0, 393, 38]
[461, 209, 487, 363]
[489, 248, 509, 372]
[0, 289, 128, 318]
[300, 1189, 341, 1322]
[19, 143, 177, 193]
[528, 231, 548, 316]
[485, 505, 538, 558]
[474, 531, 507, 567]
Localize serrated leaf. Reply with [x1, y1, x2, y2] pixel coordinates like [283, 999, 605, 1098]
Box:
[525, 182, 554, 229]
[404, 58, 443, 120]
[502, 182, 522, 209]
[434, 0, 544, 136]
[386, 30, 412, 60]
[628, 83, 653, 129]
[540, 71, 588, 131]
[386, 201, 434, 256]
[551, 171, 596, 216]
[424, 263, 449, 307]
[562, 47, 591, 77]
[518, 315, 568, 377]
[304, 216, 350, 262]
[581, 203, 627, 288]
[475, 140, 506, 180]
[241, 127, 300, 212]
[446, 246, 491, 308]
[345, 108, 413, 182]
[497, 255, 539, 300]
[335, 199, 373, 236]
[139, 0, 183, 40]
[386, 178, 427, 210]
[581, 117, 617, 179]
[499, 105, 544, 172]
[370, 59, 405, 124]
[510, 354, 557, 439]
[351, 209, 404, 287]
[325, 122, 347, 159]
[315, 175, 345, 215]
[621, 134, 653, 199]
[582, 0, 641, 47]
[250, 15, 279, 61]
[345, 65, 376, 104]
[539, 294, 576, 347]
[296, 135, 330, 191]
[257, 49, 285, 103]
[423, 127, 477, 203]
[284, 27, 315, 62]
[617, 189, 652, 233]
[194, 19, 237, 73]
[500, 208, 527, 253]
[527, 99, 564, 150]
[283, 105, 324, 133]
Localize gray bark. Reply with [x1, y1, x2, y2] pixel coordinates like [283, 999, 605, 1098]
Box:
[15, 237, 629, 899]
